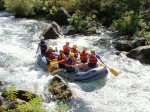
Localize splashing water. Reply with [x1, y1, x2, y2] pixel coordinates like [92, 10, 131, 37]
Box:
[0, 12, 150, 112]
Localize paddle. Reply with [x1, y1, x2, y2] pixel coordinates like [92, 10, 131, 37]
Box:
[51, 69, 64, 74]
[47, 61, 59, 73]
[98, 59, 119, 77]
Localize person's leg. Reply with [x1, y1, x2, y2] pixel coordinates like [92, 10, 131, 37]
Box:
[77, 63, 88, 71]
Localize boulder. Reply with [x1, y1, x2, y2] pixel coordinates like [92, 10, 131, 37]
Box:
[58, 7, 70, 25]
[113, 38, 149, 51]
[126, 45, 150, 64]
[48, 75, 73, 100]
[83, 27, 97, 36]
[7, 99, 28, 110]
[2, 90, 38, 102]
[42, 21, 63, 40]
[0, 81, 3, 86]
[62, 25, 76, 35]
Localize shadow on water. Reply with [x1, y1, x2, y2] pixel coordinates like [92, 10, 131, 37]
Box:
[76, 77, 107, 92]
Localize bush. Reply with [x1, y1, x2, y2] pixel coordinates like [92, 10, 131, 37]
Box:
[4, 0, 35, 17]
[0, 0, 5, 10]
[0, 87, 45, 112]
[68, 10, 97, 31]
[112, 11, 138, 35]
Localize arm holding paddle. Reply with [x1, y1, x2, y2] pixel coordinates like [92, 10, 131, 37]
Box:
[97, 58, 119, 77]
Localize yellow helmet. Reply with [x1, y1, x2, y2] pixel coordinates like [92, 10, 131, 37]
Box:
[91, 49, 95, 53]
[59, 49, 64, 52]
[73, 45, 77, 49]
[48, 46, 52, 50]
[69, 53, 74, 57]
[66, 41, 70, 44]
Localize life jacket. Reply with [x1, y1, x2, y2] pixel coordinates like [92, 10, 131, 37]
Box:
[71, 48, 78, 58]
[89, 55, 97, 64]
[63, 45, 71, 54]
[80, 51, 88, 63]
[66, 58, 76, 72]
[40, 44, 47, 52]
[57, 54, 66, 65]
[46, 51, 55, 60]
[66, 58, 75, 65]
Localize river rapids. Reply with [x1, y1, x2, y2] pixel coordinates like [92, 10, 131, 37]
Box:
[0, 12, 150, 112]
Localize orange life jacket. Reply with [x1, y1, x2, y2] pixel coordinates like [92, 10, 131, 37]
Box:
[66, 58, 75, 65]
[63, 45, 71, 54]
[46, 51, 55, 60]
[71, 48, 78, 58]
[57, 54, 66, 65]
[89, 55, 97, 64]
[80, 51, 88, 63]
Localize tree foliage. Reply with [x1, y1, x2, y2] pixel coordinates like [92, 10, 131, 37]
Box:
[0, 88, 45, 112]
[1, 0, 150, 38]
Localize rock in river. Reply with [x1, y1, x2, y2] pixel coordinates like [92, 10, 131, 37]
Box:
[48, 75, 73, 100]
[113, 38, 149, 51]
[2, 90, 38, 102]
[42, 21, 63, 39]
[126, 45, 150, 64]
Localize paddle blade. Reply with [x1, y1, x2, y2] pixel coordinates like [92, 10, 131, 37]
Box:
[48, 66, 52, 73]
[52, 69, 63, 73]
[100, 63, 105, 66]
[48, 61, 58, 73]
[109, 68, 119, 77]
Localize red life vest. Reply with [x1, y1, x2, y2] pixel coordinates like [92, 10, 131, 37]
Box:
[66, 58, 75, 65]
[57, 54, 66, 65]
[80, 52, 88, 63]
[63, 45, 71, 54]
[46, 51, 55, 60]
[89, 55, 97, 64]
[71, 48, 78, 58]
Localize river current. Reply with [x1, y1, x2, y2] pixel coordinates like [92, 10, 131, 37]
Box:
[0, 12, 150, 112]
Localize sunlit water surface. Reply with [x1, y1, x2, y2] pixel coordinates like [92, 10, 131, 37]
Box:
[0, 12, 150, 112]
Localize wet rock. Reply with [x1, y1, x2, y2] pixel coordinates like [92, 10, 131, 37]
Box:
[0, 81, 3, 86]
[48, 75, 73, 100]
[42, 21, 63, 40]
[83, 27, 97, 36]
[62, 25, 76, 35]
[2, 90, 38, 102]
[7, 99, 28, 110]
[113, 38, 149, 51]
[126, 45, 150, 64]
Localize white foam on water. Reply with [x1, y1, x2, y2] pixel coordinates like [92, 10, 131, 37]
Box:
[0, 12, 150, 112]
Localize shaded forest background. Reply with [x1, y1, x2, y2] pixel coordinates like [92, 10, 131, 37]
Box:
[0, 0, 150, 39]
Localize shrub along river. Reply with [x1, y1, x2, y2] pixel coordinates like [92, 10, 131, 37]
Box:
[0, 12, 150, 112]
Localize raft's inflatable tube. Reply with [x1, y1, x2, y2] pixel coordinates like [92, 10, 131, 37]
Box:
[37, 53, 108, 82]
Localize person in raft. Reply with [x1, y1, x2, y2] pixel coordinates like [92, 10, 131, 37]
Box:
[79, 49, 102, 71]
[63, 41, 71, 57]
[65, 53, 81, 73]
[71, 45, 79, 59]
[45, 46, 56, 65]
[36, 37, 47, 56]
[80, 47, 89, 63]
[57, 50, 67, 69]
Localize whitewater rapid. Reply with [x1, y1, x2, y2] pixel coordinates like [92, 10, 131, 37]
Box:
[0, 12, 150, 112]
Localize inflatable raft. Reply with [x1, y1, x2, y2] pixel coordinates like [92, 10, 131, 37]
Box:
[37, 53, 108, 82]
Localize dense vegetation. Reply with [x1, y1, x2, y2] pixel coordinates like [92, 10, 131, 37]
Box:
[0, 0, 150, 39]
[0, 87, 70, 112]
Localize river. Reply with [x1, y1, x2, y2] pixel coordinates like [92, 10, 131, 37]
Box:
[0, 12, 150, 112]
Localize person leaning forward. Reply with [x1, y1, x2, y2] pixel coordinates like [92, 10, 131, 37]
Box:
[65, 53, 81, 73]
